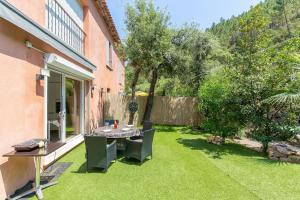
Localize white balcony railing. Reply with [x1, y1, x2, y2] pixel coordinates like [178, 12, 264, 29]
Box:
[46, 0, 85, 55]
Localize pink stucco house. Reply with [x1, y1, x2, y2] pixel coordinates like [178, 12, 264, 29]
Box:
[0, 0, 125, 198]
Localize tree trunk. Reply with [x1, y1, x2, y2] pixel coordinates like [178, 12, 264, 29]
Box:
[128, 68, 141, 125]
[283, 0, 292, 37]
[142, 69, 158, 123]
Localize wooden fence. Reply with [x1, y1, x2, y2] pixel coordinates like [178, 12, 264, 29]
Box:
[103, 95, 201, 126]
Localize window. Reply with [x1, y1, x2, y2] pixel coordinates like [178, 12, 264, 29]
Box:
[106, 40, 113, 70]
[65, 0, 83, 23]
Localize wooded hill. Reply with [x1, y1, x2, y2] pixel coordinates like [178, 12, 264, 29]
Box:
[208, 0, 300, 47]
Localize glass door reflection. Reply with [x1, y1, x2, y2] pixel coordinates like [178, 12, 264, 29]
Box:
[65, 77, 81, 139]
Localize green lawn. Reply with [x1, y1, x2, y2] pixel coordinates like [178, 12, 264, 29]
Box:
[36, 126, 300, 200]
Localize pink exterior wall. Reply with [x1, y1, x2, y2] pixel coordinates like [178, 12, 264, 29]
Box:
[7, 0, 46, 25]
[84, 1, 125, 129]
[0, 20, 45, 198]
[0, 0, 125, 198]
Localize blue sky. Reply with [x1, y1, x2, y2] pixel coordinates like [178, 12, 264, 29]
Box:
[106, 0, 262, 40]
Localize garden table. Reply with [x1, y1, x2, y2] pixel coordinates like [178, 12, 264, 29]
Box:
[3, 142, 65, 200]
[93, 126, 140, 138]
[93, 126, 140, 150]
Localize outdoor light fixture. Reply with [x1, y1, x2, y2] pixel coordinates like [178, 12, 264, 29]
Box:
[25, 40, 33, 48]
[91, 84, 97, 91]
[26, 40, 51, 81]
[36, 68, 50, 80]
[91, 84, 98, 98]
[26, 40, 46, 54]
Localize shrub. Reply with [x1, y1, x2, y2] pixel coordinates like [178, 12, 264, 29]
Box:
[198, 70, 242, 138]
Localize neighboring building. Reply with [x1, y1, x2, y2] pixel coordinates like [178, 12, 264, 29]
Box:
[0, 0, 125, 198]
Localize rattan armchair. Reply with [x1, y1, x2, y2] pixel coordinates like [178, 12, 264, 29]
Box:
[84, 135, 117, 172]
[125, 129, 155, 163]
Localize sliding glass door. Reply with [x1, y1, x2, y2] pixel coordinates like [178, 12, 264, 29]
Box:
[47, 71, 84, 142]
[47, 71, 63, 142]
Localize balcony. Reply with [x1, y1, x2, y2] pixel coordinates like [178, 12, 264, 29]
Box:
[46, 0, 85, 55]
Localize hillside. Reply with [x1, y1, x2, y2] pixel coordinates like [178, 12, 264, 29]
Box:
[208, 0, 300, 47]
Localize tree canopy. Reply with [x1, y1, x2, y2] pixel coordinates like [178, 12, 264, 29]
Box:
[124, 0, 300, 147]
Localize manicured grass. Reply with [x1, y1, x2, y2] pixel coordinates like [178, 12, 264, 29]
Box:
[34, 126, 300, 200]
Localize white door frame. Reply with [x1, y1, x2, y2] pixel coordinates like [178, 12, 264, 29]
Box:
[61, 74, 66, 142]
[80, 80, 85, 134]
[46, 70, 85, 142]
[44, 53, 94, 142]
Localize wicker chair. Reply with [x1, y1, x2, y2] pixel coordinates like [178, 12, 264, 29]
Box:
[130, 120, 153, 140]
[84, 135, 117, 172]
[125, 128, 156, 163]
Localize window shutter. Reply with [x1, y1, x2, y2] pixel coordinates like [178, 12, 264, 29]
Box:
[111, 45, 114, 69]
[106, 40, 110, 66]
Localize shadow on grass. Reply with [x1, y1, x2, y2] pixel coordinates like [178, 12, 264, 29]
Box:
[72, 162, 113, 174]
[254, 157, 292, 165]
[155, 125, 203, 135]
[115, 151, 145, 166]
[177, 137, 271, 160]
[178, 137, 293, 165]
[72, 153, 149, 173]
[154, 126, 178, 133]
[118, 157, 150, 166]
[178, 126, 204, 135]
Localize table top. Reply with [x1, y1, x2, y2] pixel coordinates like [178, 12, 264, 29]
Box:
[93, 126, 140, 138]
[3, 142, 65, 157]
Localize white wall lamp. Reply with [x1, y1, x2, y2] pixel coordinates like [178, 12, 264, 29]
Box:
[37, 68, 51, 80]
[25, 40, 50, 81]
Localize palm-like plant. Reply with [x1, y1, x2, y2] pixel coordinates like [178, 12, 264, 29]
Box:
[263, 92, 300, 107]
